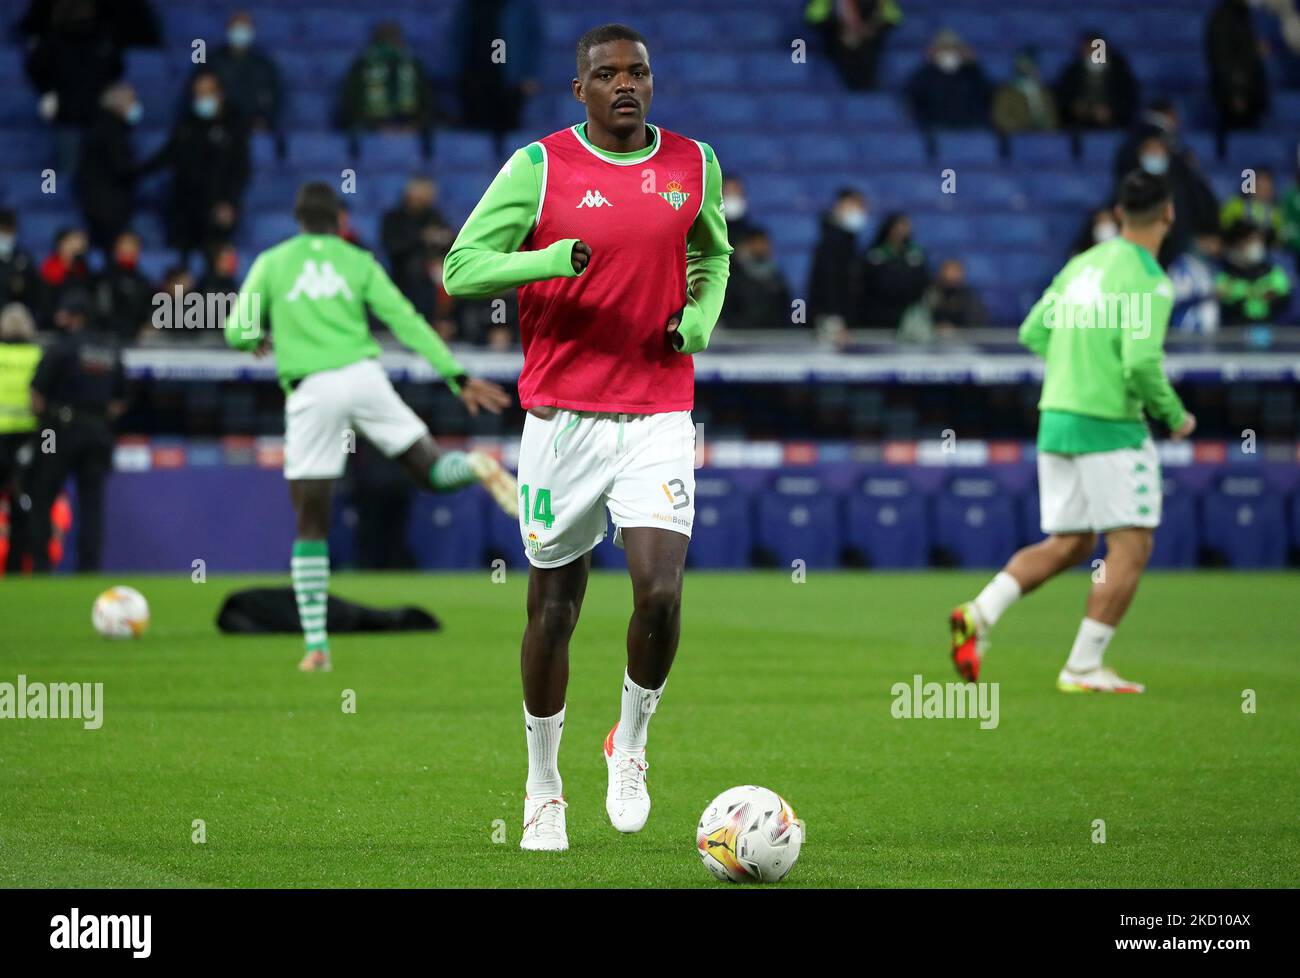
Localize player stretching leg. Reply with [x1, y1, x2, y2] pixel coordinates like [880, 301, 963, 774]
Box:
[444, 24, 732, 851]
[228, 182, 517, 673]
[950, 171, 1195, 693]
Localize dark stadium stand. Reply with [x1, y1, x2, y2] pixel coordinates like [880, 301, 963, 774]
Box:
[2, 0, 1298, 327]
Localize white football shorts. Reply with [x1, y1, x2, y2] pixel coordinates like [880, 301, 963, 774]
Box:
[1038, 437, 1162, 534]
[283, 358, 428, 480]
[516, 408, 696, 567]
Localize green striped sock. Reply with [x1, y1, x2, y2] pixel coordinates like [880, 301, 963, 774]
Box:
[429, 451, 475, 491]
[291, 539, 329, 653]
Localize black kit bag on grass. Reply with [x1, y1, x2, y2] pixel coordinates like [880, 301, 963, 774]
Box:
[216, 588, 441, 635]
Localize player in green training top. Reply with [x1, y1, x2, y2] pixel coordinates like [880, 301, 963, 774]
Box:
[227, 182, 517, 673]
[950, 170, 1197, 694]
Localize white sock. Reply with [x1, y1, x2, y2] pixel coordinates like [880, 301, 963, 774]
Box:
[1065, 618, 1115, 673]
[612, 670, 664, 753]
[523, 703, 564, 800]
[972, 571, 1022, 631]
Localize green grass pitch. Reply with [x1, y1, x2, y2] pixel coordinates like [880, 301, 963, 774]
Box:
[1, 570, 1296, 888]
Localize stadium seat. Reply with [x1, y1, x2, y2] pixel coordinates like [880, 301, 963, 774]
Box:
[754, 476, 842, 569]
[1148, 480, 1199, 569]
[328, 493, 361, 571]
[1201, 475, 1288, 568]
[486, 505, 528, 569]
[933, 475, 1020, 568]
[688, 476, 754, 569]
[934, 130, 1001, 166]
[407, 491, 489, 570]
[844, 477, 930, 568]
[1008, 134, 1073, 170]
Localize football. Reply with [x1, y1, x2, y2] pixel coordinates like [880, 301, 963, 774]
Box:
[696, 785, 804, 883]
[92, 586, 150, 639]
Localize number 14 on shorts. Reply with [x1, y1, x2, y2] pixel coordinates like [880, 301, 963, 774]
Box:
[519, 484, 556, 528]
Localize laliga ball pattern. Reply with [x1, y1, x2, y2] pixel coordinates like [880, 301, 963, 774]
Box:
[92, 586, 150, 639]
[697, 785, 804, 883]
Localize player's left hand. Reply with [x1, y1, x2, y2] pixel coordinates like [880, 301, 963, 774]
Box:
[666, 309, 685, 351]
[458, 377, 512, 416]
[253, 337, 272, 358]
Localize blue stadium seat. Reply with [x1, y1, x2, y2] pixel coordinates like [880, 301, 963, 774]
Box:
[1226, 132, 1291, 172]
[436, 131, 496, 168]
[327, 493, 361, 571]
[934, 130, 1001, 166]
[839, 94, 911, 129]
[288, 130, 350, 166]
[688, 476, 753, 569]
[933, 475, 1020, 568]
[407, 491, 488, 570]
[1148, 480, 1199, 569]
[844, 477, 930, 568]
[1012, 133, 1075, 167]
[1201, 475, 1288, 568]
[487, 505, 528, 569]
[754, 476, 841, 569]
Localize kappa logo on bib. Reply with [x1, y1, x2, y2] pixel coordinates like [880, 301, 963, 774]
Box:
[576, 189, 613, 208]
[286, 260, 354, 301]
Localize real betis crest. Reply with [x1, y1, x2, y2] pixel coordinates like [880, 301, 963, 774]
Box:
[659, 179, 689, 211]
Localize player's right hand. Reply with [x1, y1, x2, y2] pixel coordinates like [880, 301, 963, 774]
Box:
[1172, 413, 1197, 440]
[458, 377, 512, 417]
[571, 240, 591, 274]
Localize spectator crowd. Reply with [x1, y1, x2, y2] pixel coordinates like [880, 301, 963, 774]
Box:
[3, 0, 1300, 353]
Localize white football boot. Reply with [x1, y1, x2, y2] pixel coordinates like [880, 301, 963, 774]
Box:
[520, 797, 568, 851]
[467, 451, 519, 517]
[604, 725, 651, 833]
[1057, 665, 1145, 694]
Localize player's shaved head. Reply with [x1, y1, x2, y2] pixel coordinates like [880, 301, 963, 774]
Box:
[1117, 170, 1173, 227]
[576, 23, 648, 77]
[295, 181, 341, 234]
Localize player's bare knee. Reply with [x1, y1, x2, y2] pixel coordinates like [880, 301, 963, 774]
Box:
[1104, 529, 1154, 573]
[529, 596, 582, 647]
[633, 579, 681, 628]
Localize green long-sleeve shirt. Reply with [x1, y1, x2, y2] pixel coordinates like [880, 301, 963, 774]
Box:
[1019, 237, 1187, 454]
[443, 123, 732, 355]
[226, 233, 465, 392]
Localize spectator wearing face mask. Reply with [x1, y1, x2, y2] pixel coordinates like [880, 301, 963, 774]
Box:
[721, 228, 792, 331]
[196, 242, 241, 299]
[1070, 206, 1120, 257]
[0, 211, 40, 314]
[906, 29, 991, 129]
[1207, 0, 1270, 130]
[1055, 31, 1139, 129]
[804, 0, 901, 91]
[1220, 166, 1283, 243]
[92, 230, 152, 343]
[202, 11, 284, 133]
[859, 212, 929, 330]
[1127, 136, 1219, 263]
[722, 176, 761, 245]
[809, 189, 868, 338]
[899, 257, 988, 341]
[76, 81, 143, 253]
[1169, 233, 1222, 334]
[139, 71, 251, 258]
[992, 46, 1059, 134]
[1113, 100, 1184, 183]
[1217, 220, 1292, 325]
[38, 227, 91, 325]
